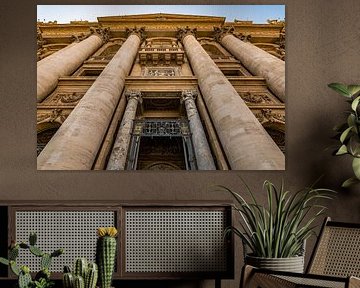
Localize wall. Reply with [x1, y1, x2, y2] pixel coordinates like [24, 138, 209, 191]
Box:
[0, 0, 359, 287]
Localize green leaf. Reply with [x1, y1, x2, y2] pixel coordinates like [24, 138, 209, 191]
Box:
[352, 157, 360, 180]
[336, 144, 348, 155]
[340, 126, 353, 143]
[342, 177, 360, 188]
[347, 114, 356, 127]
[347, 85, 360, 97]
[0, 257, 9, 266]
[328, 83, 351, 97]
[352, 96, 360, 111]
[347, 135, 360, 157]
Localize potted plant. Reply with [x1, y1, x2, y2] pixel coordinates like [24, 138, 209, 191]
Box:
[0, 232, 63, 288]
[328, 83, 360, 187]
[217, 179, 335, 272]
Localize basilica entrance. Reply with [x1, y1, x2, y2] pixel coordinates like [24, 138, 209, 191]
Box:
[126, 119, 196, 170]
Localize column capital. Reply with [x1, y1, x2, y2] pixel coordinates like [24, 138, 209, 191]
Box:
[176, 26, 197, 42]
[90, 27, 110, 43]
[71, 32, 88, 43]
[213, 26, 234, 42]
[213, 26, 251, 42]
[125, 89, 142, 102]
[181, 90, 198, 102]
[125, 27, 146, 42]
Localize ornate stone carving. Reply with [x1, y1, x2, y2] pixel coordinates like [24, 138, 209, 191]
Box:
[237, 33, 252, 42]
[181, 90, 198, 118]
[255, 109, 285, 125]
[37, 109, 67, 125]
[71, 32, 87, 43]
[276, 25, 286, 60]
[125, 89, 142, 102]
[42, 92, 84, 105]
[176, 26, 197, 41]
[239, 92, 273, 104]
[213, 26, 234, 42]
[90, 26, 110, 42]
[146, 68, 176, 77]
[213, 26, 251, 42]
[181, 90, 197, 101]
[125, 26, 146, 41]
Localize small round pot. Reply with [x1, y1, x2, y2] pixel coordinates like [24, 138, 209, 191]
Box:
[245, 254, 305, 273]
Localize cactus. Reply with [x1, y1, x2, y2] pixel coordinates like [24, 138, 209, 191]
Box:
[41, 253, 52, 270]
[63, 266, 74, 288]
[30, 245, 44, 257]
[18, 268, 32, 288]
[0, 232, 63, 288]
[96, 227, 118, 288]
[74, 275, 85, 288]
[85, 263, 98, 288]
[63, 260, 98, 288]
[75, 258, 88, 279]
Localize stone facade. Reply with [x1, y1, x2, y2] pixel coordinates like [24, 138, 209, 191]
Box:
[37, 13, 285, 170]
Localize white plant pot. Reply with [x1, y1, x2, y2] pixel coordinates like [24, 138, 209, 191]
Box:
[245, 254, 305, 273]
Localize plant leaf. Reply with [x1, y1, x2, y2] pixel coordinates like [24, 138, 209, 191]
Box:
[352, 157, 360, 180]
[352, 96, 360, 111]
[328, 83, 351, 97]
[347, 85, 360, 97]
[340, 126, 353, 143]
[336, 144, 348, 155]
[342, 177, 360, 188]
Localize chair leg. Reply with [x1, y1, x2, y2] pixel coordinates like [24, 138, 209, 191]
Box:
[240, 265, 255, 288]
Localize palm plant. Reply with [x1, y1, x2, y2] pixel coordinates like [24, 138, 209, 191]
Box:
[328, 83, 360, 187]
[218, 180, 335, 258]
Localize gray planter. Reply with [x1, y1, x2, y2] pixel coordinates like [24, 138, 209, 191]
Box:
[245, 254, 305, 273]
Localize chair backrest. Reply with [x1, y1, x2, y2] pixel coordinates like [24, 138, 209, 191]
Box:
[307, 217, 360, 278]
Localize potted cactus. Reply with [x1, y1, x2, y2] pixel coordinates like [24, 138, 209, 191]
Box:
[63, 258, 98, 288]
[96, 227, 117, 288]
[0, 232, 63, 288]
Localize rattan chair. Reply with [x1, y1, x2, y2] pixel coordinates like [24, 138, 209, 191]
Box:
[241, 217, 360, 288]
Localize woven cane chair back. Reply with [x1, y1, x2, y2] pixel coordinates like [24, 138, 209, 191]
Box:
[307, 219, 360, 278]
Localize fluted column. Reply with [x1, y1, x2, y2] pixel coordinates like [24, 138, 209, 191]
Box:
[181, 90, 216, 170]
[106, 90, 142, 170]
[37, 28, 145, 170]
[37, 28, 109, 102]
[215, 27, 285, 102]
[177, 28, 284, 170]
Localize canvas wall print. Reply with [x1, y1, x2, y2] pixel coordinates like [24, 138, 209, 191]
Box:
[36, 5, 285, 171]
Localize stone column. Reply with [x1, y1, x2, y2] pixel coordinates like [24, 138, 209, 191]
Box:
[181, 90, 216, 170]
[106, 90, 142, 170]
[177, 27, 284, 170]
[37, 28, 145, 170]
[37, 28, 109, 103]
[215, 27, 285, 102]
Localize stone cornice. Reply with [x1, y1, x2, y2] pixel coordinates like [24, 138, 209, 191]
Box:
[176, 26, 197, 41]
[125, 27, 146, 42]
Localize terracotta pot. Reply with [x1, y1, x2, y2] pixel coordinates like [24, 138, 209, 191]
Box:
[245, 254, 305, 273]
